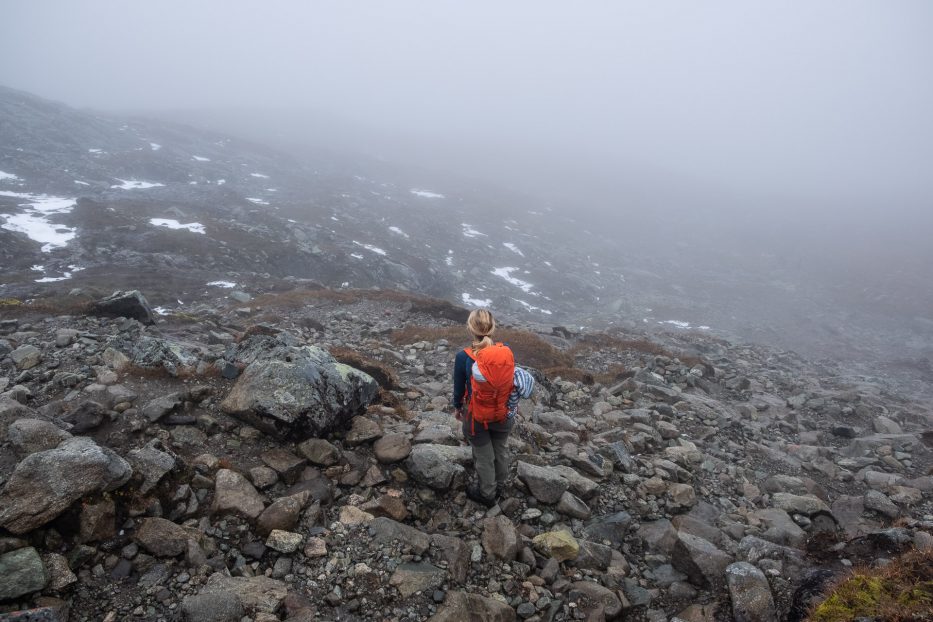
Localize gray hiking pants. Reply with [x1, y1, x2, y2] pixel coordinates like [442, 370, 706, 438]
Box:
[463, 415, 513, 498]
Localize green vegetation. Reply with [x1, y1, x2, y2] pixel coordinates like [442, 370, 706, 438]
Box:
[808, 548, 933, 622]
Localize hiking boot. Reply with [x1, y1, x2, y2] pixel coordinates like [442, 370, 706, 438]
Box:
[466, 484, 497, 508]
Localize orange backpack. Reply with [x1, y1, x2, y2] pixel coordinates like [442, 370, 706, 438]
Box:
[464, 343, 515, 429]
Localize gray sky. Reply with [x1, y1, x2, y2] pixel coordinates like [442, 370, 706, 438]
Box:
[2, 1, 932, 206]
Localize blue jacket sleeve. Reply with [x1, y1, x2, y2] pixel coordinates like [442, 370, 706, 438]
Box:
[452, 350, 470, 409]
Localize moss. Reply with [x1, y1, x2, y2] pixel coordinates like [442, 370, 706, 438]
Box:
[0, 297, 23, 306]
[808, 548, 933, 622]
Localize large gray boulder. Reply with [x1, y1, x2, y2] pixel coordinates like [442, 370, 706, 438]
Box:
[429, 590, 516, 622]
[220, 342, 377, 438]
[0, 437, 132, 534]
[405, 444, 465, 490]
[671, 532, 733, 588]
[91, 289, 155, 324]
[726, 562, 778, 622]
[516, 461, 568, 504]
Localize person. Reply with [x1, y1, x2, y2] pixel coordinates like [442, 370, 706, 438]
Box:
[452, 309, 533, 506]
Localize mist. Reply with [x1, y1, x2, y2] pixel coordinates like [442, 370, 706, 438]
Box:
[2, 1, 932, 377]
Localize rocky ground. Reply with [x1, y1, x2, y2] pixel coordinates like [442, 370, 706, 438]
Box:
[0, 288, 930, 622]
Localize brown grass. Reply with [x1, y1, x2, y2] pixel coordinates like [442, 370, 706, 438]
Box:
[243, 288, 469, 322]
[807, 547, 933, 622]
[0, 296, 92, 317]
[329, 347, 399, 390]
[570, 333, 674, 357]
[389, 325, 573, 370]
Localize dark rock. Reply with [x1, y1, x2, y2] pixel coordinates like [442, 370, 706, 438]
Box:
[0, 437, 132, 534]
[671, 532, 733, 588]
[91, 290, 155, 324]
[726, 562, 777, 622]
[220, 341, 378, 439]
[429, 590, 516, 622]
[181, 592, 244, 622]
[62, 400, 106, 433]
[0, 547, 48, 600]
[135, 517, 189, 557]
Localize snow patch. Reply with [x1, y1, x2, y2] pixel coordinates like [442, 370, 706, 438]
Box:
[192, 155, 210, 162]
[0, 191, 77, 252]
[149, 142, 161, 151]
[0, 171, 19, 182]
[492, 267, 534, 293]
[410, 189, 445, 198]
[207, 281, 236, 288]
[461, 293, 493, 307]
[353, 241, 387, 256]
[513, 298, 552, 315]
[503, 242, 524, 257]
[112, 179, 165, 190]
[659, 320, 691, 329]
[149, 218, 206, 234]
[74, 180, 90, 186]
[88, 148, 103, 154]
[153, 306, 170, 315]
[462, 223, 486, 238]
[216, 179, 226, 185]
[350, 253, 364, 259]
[250, 173, 269, 179]
[246, 197, 269, 205]
[388, 226, 409, 238]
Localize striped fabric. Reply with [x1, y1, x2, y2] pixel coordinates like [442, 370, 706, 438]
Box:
[506, 367, 535, 418]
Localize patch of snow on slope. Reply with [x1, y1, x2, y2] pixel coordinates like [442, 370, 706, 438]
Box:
[207, 281, 236, 288]
[0, 191, 77, 252]
[192, 155, 210, 162]
[112, 179, 165, 190]
[353, 241, 387, 256]
[250, 173, 269, 179]
[0, 171, 19, 182]
[503, 242, 524, 256]
[388, 226, 409, 238]
[462, 224, 486, 238]
[246, 197, 269, 205]
[462, 293, 493, 307]
[513, 298, 552, 315]
[492, 267, 534, 293]
[74, 180, 90, 186]
[149, 218, 206, 234]
[410, 189, 445, 198]
[149, 142, 161, 151]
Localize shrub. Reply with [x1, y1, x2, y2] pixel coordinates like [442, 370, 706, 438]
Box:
[807, 547, 933, 622]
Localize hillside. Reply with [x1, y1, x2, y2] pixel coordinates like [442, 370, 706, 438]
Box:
[0, 288, 931, 621]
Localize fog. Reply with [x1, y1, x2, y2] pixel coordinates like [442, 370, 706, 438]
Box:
[3, 1, 932, 209]
[2, 1, 932, 380]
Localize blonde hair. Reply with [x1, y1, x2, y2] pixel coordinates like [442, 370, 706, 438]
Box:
[467, 309, 496, 352]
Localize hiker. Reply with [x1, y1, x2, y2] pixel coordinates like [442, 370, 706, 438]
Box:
[453, 309, 534, 506]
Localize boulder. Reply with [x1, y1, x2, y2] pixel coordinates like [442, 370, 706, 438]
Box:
[389, 563, 446, 597]
[141, 393, 185, 422]
[133, 517, 187, 557]
[369, 517, 431, 554]
[374, 433, 412, 463]
[91, 290, 155, 324]
[7, 419, 70, 458]
[726, 562, 778, 622]
[585, 511, 634, 548]
[212, 469, 266, 520]
[297, 438, 341, 466]
[220, 342, 377, 439]
[482, 515, 520, 561]
[516, 461, 568, 504]
[11, 345, 42, 370]
[532, 530, 580, 562]
[345, 416, 382, 446]
[126, 442, 176, 494]
[259, 448, 306, 484]
[0, 437, 132, 534]
[265, 529, 302, 553]
[256, 496, 303, 536]
[0, 547, 48, 600]
[672, 532, 733, 588]
[569, 580, 624, 620]
[405, 444, 465, 489]
[429, 591, 516, 622]
[557, 491, 591, 519]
